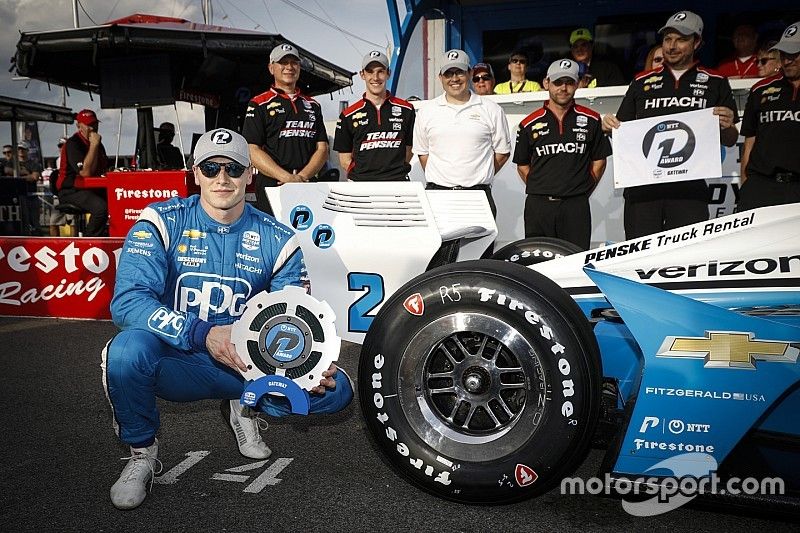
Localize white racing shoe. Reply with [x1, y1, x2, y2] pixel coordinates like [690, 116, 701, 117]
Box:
[221, 399, 272, 459]
[110, 439, 162, 510]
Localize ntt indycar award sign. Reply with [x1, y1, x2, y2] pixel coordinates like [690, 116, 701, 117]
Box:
[231, 286, 341, 415]
[612, 108, 722, 189]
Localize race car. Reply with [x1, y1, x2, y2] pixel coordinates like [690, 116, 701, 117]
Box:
[267, 183, 799, 512]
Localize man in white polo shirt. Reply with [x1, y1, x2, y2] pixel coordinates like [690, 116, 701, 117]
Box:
[413, 49, 511, 216]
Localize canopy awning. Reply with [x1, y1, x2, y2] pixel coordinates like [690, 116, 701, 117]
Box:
[14, 13, 354, 105]
[0, 95, 74, 123]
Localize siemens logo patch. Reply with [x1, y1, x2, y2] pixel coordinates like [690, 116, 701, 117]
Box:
[636, 255, 799, 280]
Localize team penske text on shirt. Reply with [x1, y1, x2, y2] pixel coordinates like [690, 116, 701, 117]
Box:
[280, 120, 316, 138]
[360, 131, 403, 151]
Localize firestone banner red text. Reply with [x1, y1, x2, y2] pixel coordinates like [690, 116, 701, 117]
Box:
[0, 237, 125, 319]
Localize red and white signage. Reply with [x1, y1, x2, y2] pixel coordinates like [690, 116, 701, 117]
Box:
[0, 237, 124, 319]
[105, 170, 193, 237]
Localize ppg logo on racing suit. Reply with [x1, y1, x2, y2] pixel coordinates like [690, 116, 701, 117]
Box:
[147, 307, 185, 338]
[174, 272, 252, 321]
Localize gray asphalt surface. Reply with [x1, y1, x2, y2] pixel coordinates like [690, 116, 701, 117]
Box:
[0, 316, 795, 532]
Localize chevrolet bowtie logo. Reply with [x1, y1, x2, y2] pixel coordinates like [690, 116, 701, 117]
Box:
[657, 332, 799, 369]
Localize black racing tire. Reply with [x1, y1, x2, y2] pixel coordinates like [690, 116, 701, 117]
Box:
[491, 237, 582, 266]
[358, 259, 602, 504]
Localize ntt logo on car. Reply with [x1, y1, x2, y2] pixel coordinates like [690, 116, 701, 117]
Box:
[639, 416, 711, 435]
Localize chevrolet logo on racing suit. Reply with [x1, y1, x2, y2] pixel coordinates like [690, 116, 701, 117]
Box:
[182, 229, 206, 239]
[657, 331, 799, 369]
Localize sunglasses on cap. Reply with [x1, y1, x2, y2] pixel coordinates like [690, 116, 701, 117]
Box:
[472, 74, 493, 82]
[197, 160, 247, 178]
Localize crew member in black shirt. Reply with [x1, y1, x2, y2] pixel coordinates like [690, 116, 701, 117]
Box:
[57, 109, 109, 237]
[155, 122, 185, 170]
[242, 43, 328, 215]
[602, 11, 738, 239]
[334, 50, 415, 181]
[514, 59, 611, 250]
[738, 21, 800, 211]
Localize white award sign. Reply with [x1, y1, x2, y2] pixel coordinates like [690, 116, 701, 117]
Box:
[612, 108, 722, 189]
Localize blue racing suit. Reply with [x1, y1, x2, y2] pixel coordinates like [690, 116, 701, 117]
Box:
[102, 195, 352, 447]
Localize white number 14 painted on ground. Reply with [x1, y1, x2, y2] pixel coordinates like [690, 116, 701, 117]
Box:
[154, 451, 293, 494]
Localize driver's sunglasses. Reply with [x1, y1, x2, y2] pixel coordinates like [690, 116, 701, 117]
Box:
[197, 160, 247, 178]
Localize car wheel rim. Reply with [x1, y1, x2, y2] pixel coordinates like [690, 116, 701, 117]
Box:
[398, 312, 548, 462]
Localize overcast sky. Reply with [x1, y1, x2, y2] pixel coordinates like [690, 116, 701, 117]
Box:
[1, 0, 396, 162]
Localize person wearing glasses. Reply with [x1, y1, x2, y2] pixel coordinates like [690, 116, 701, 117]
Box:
[602, 11, 739, 239]
[494, 51, 542, 94]
[104, 128, 353, 510]
[471, 62, 496, 95]
[738, 22, 800, 211]
[514, 59, 611, 250]
[755, 40, 781, 78]
[333, 50, 415, 181]
[242, 43, 329, 215]
[413, 49, 511, 220]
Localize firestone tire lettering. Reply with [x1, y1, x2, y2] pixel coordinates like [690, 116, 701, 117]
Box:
[491, 237, 582, 266]
[358, 260, 602, 504]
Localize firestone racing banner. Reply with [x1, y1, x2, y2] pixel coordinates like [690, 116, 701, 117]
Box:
[612, 108, 722, 189]
[0, 237, 124, 319]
